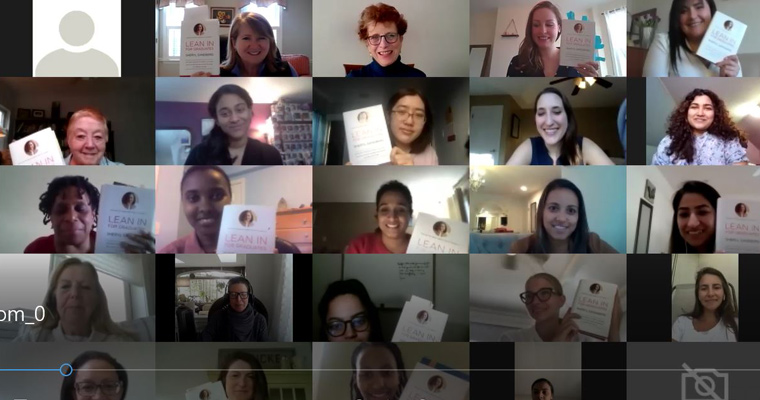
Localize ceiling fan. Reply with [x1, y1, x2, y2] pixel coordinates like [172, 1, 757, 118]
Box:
[550, 76, 613, 96]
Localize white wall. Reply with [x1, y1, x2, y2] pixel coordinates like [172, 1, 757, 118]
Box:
[470, 11, 497, 45]
[427, 80, 470, 165]
[561, 166, 626, 253]
[0, 255, 52, 311]
[0, 166, 155, 253]
[156, 166, 185, 252]
[645, 78, 675, 156]
[312, 0, 469, 77]
[281, 0, 313, 58]
[625, 166, 675, 253]
[491, 2, 593, 77]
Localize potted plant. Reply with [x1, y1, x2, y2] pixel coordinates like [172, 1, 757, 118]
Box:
[637, 14, 660, 49]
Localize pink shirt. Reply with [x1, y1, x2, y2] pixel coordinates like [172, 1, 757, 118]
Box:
[412, 145, 439, 165]
[159, 232, 210, 254]
[345, 232, 410, 254]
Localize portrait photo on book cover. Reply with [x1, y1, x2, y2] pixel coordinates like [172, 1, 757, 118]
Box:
[239, 210, 257, 228]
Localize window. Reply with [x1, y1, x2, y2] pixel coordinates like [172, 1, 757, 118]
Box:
[603, 7, 628, 76]
[160, 4, 198, 60]
[241, 3, 282, 47]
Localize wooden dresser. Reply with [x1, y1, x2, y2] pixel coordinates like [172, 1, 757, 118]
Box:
[628, 46, 649, 77]
[276, 207, 313, 253]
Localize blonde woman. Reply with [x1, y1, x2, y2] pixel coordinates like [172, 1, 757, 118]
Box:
[14, 258, 138, 342]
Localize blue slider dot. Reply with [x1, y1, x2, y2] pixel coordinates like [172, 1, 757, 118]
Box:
[60, 363, 73, 377]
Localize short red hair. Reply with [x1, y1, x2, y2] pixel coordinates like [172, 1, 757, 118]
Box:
[66, 107, 108, 136]
[357, 3, 408, 41]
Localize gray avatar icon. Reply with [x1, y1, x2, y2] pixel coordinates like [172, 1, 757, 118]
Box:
[36, 11, 118, 77]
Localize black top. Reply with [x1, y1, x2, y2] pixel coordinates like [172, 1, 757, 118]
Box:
[201, 307, 269, 342]
[506, 55, 582, 77]
[185, 137, 283, 165]
[530, 136, 585, 165]
[346, 56, 426, 77]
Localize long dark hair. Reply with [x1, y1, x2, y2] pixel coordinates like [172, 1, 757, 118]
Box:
[516, 1, 563, 72]
[61, 351, 128, 400]
[668, 0, 717, 75]
[387, 88, 433, 154]
[195, 84, 254, 165]
[669, 181, 720, 253]
[665, 88, 745, 164]
[528, 178, 590, 253]
[218, 352, 269, 400]
[350, 342, 408, 400]
[534, 87, 582, 165]
[683, 267, 738, 339]
[317, 279, 384, 341]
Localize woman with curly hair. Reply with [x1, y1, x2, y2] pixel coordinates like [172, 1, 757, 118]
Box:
[652, 88, 747, 165]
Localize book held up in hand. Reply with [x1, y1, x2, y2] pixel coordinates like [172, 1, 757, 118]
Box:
[343, 105, 393, 165]
[9, 128, 65, 165]
[185, 381, 225, 400]
[559, 19, 595, 67]
[391, 295, 448, 342]
[216, 205, 276, 254]
[696, 12, 746, 64]
[398, 358, 470, 400]
[570, 279, 617, 341]
[406, 213, 469, 254]
[94, 185, 155, 253]
[180, 5, 220, 76]
[715, 198, 760, 253]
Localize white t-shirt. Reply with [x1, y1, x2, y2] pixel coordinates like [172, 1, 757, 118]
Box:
[672, 316, 738, 342]
[499, 326, 596, 342]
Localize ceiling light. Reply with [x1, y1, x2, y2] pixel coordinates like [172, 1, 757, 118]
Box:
[750, 105, 760, 118]
[520, 186, 527, 191]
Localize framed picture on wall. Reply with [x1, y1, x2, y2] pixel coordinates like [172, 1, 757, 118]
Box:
[510, 114, 520, 139]
[210, 7, 235, 27]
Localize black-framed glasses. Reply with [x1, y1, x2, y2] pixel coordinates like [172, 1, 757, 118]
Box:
[366, 33, 399, 45]
[391, 109, 426, 123]
[519, 288, 558, 304]
[229, 292, 250, 300]
[326, 314, 369, 337]
[75, 381, 123, 396]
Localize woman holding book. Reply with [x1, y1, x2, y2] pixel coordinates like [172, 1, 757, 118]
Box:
[506, 87, 614, 165]
[350, 342, 408, 400]
[24, 176, 154, 253]
[652, 88, 748, 165]
[672, 267, 738, 341]
[346, 180, 413, 254]
[217, 352, 270, 400]
[318, 279, 384, 341]
[500, 272, 621, 342]
[643, 0, 741, 77]
[346, 3, 426, 77]
[669, 180, 722, 253]
[506, 1, 600, 77]
[15, 258, 138, 342]
[185, 84, 283, 165]
[386, 88, 438, 165]
[509, 179, 618, 253]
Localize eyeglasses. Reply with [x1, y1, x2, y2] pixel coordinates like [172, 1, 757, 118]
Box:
[229, 292, 250, 300]
[391, 109, 426, 124]
[75, 381, 123, 396]
[326, 314, 369, 337]
[519, 288, 559, 304]
[366, 33, 399, 45]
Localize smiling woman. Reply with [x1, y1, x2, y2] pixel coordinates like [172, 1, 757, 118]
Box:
[345, 180, 413, 254]
[65, 108, 123, 166]
[672, 267, 738, 341]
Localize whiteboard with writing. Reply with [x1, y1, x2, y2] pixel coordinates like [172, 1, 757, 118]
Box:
[343, 254, 433, 309]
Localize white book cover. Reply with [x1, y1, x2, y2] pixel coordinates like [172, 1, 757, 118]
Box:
[571, 279, 617, 341]
[185, 381, 226, 400]
[407, 213, 469, 254]
[180, 18, 220, 76]
[9, 128, 65, 165]
[216, 205, 276, 254]
[696, 12, 746, 64]
[559, 19, 596, 67]
[399, 359, 470, 400]
[94, 185, 155, 253]
[343, 104, 392, 165]
[715, 198, 760, 253]
[391, 297, 447, 342]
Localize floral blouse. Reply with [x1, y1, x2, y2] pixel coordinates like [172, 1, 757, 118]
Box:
[652, 132, 748, 165]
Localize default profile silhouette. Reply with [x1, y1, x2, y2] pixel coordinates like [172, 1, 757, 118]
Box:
[36, 11, 118, 77]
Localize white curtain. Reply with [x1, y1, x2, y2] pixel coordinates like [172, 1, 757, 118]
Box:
[272, 254, 293, 342]
[603, 7, 627, 76]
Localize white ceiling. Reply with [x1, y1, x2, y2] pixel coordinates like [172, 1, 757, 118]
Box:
[470, 0, 611, 13]
[470, 77, 627, 109]
[659, 77, 760, 122]
[470, 254, 628, 314]
[175, 254, 245, 267]
[313, 166, 468, 203]
[656, 166, 760, 197]
[472, 166, 561, 198]
[155, 77, 312, 104]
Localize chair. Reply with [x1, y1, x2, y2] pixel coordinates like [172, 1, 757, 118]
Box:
[343, 63, 414, 75]
[208, 295, 269, 325]
[175, 305, 198, 342]
[276, 237, 302, 254]
[282, 54, 311, 76]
